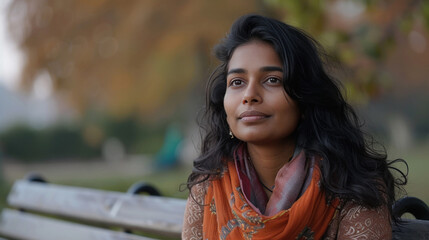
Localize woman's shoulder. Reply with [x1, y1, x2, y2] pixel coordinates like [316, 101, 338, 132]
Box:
[183, 176, 208, 240]
[189, 176, 210, 200]
[324, 200, 392, 239]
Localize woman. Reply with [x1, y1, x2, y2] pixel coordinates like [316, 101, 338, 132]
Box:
[183, 14, 406, 239]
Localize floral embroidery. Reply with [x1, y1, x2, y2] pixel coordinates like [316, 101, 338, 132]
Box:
[220, 187, 265, 240]
[323, 201, 392, 239]
[182, 180, 207, 240]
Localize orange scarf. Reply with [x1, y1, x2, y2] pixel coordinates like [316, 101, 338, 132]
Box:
[203, 156, 339, 239]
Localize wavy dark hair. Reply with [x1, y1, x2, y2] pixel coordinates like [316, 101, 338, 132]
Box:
[187, 14, 407, 219]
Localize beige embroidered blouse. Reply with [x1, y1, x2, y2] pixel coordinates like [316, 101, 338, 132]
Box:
[182, 181, 392, 240]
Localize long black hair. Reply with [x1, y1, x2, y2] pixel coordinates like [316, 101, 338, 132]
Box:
[187, 14, 407, 218]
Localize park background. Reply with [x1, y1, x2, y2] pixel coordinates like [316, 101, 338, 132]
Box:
[0, 0, 428, 211]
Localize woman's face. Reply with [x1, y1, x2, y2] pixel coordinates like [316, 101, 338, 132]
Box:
[224, 40, 300, 145]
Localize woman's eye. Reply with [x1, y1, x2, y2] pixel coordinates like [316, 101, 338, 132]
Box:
[230, 79, 243, 86]
[266, 77, 281, 84]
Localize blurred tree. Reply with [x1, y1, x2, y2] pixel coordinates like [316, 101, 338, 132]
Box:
[7, 0, 266, 120]
[266, 0, 429, 104]
[8, 0, 428, 117]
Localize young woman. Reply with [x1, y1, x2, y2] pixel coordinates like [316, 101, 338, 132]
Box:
[183, 14, 406, 239]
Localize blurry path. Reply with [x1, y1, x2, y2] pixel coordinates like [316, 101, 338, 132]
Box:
[2, 155, 153, 183]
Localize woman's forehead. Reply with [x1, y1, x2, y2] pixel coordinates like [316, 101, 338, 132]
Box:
[228, 41, 282, 72]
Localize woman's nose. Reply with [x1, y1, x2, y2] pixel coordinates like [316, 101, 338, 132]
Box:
[242, 83, 262, 104]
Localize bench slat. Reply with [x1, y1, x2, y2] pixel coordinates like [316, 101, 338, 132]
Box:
[0, 209, 156, 240]
[7, 180, 186, 238]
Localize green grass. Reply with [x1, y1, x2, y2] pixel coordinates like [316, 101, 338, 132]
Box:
[388, 143, 429, 205]
[0, 183, 9, 210]
[55, 165, 192, 199]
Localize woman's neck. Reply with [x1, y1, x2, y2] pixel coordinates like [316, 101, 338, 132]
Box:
[247, 141, 295, 193]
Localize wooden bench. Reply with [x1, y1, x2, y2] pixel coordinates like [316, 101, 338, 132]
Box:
[0, 175, 186, 240]
[0, 175, 428, 240]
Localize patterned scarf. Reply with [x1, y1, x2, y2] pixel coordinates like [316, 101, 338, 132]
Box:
[203, 144, 339, 239]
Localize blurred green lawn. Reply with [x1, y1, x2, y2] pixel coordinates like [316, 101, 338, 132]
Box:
[388, 143, 429, 205]
[56, 166, 191, 199]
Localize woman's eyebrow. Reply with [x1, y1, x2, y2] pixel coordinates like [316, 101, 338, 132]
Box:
[227, 68, 246, 75]
[227, 66, 283, 76]
[260, 66, 283, 72]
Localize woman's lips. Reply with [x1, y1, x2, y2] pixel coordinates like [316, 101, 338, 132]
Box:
[238, 110, 270, 122]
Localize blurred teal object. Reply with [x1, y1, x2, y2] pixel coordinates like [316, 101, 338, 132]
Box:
[155, 124, 183, 169]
